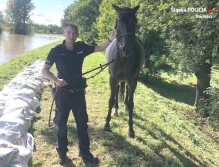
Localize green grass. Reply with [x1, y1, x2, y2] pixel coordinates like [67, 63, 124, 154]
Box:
[1, 42, 219, 167]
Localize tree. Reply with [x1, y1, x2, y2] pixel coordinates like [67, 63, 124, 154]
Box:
[137, 0, 218, 115]
[61, 0, 101, 44]
[97, 0, 219, 115]
[32, 24, 62, 34]
[0, 11, 4, 24]
[6, 0, 35, 34]
[0, 11, 4, 33]
[96, 0, 133, 41]
[97, 0, 172, 75]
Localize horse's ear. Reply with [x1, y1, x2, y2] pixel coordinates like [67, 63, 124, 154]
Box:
[112, 4, 122, 13]
[133, 5, 140, 13]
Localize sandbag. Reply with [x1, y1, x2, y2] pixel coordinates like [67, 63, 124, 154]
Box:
[0, 129, 20, 143]
[3, 99, 30, 116]
[0, 115, 31, 136]
[0, 147, 18, 167]
[0, 140, 32, 167]
[13, 133, 34, 151]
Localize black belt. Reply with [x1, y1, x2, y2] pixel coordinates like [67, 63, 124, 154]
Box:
[61, 87, 85, 93]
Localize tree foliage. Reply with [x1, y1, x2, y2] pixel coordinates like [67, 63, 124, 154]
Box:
[199, 87, 219, 129]
[0, 11, 4, 33]
[96, 0, 134, 41]
[5, 0, 35, 34]
[96, 0, 219, 114]
[61, 0, 101, 44]
[0, 11, 4, 24]
[33, 24, 62, 34]
[97, 0, 172, 75]
[139, 0, 218, 111]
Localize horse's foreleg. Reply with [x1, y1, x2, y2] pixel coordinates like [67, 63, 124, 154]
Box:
[112, 84, 119, 117]
[127, 79, 137, 138]
[104, 77, 117, 132]
[124, 84, 129, 112]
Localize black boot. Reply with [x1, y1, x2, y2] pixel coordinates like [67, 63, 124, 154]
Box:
[79, 152, 99, 163]
[56, 147, 67, 165]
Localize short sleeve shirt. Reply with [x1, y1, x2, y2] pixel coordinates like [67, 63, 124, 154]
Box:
[45, 40, 95, 81]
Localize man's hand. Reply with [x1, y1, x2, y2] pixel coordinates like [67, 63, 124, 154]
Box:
[56, 79, 68, 87]
[94, 28, 117, 52]
[108, 28, 117, 42]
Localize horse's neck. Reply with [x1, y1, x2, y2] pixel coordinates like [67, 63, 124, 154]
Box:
[105, 37, 145, 70]
[116, 37, 145, 70]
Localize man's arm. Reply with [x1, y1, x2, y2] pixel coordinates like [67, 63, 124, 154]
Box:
[94, 29, 117, 52]
[42, 64, 67, 87]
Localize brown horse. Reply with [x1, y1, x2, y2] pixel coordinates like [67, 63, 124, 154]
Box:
[104, 4, 145, 138]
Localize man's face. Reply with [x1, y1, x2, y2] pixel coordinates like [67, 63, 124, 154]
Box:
[63, 25, 78, 45]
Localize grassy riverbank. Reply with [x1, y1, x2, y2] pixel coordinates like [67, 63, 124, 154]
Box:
[1, 42, 219, 167]
[0, 40, 61, 90]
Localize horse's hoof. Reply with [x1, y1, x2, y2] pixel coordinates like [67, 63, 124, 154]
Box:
[129, 131, 135, 138]
[104, 126, 112, 132]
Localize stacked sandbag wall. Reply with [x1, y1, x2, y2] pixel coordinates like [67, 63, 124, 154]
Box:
[0, 60, 46, 167]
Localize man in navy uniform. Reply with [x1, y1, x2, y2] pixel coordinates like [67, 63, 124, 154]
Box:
[42, 23, 116, 164]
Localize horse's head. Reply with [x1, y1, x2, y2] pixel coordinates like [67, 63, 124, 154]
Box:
[112, 4, 139, 57]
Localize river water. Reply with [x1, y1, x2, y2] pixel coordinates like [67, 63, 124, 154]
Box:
[0, 31, 63, 65]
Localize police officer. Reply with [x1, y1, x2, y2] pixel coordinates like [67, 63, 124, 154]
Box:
[42, 23, 116, 164]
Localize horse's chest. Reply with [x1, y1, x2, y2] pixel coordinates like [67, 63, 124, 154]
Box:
[110, 60, 139, 80]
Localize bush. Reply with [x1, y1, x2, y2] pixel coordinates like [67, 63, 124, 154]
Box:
[199, 87, 219, 129]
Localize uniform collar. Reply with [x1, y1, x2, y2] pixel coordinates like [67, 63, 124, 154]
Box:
[61, 40, 65, 48]
[61, 40, 79, 51]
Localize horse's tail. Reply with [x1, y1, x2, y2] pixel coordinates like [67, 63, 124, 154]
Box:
[119, 82, 125, 102]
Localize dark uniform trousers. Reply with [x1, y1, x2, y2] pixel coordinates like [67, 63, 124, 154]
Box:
[55, 88, 90, 155]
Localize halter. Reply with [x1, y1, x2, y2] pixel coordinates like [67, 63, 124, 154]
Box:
[115, 11, 136, 57]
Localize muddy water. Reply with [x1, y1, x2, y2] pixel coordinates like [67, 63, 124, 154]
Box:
[0, 31, 63, 65]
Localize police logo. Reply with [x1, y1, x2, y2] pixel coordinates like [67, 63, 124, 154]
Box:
[77, 51, 83, 54]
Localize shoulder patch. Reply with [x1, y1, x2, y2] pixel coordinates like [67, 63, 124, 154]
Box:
[45, 60, 51, 64]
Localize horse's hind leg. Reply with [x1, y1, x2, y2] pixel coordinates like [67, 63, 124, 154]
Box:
[104, 76, 117, 132]
[127, 79, 137, 138]
[119, 82, 125, 101]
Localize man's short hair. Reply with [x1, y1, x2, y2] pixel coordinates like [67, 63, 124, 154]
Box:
[64, 23, 78, 32]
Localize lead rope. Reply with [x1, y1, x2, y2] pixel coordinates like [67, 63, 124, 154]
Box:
[48, 57, 119, 128]
[48, 84, 59, 128]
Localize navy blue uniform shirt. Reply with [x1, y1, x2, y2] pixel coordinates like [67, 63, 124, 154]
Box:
[45, 40, 95, 82]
